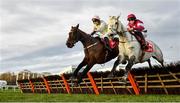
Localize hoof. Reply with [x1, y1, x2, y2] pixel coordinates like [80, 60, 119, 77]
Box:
[70, 76, 78, 87]
[119, 76, 127, 84]
[107, 73, 115, 79]
[122, 60, 127, 64]
[71, 82, 79, 87]
[70, 76, 76, 81]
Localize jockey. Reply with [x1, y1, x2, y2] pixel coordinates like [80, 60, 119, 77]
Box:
[91, 16, 111, 51]
[127, 14, 148, 50]
[91, 15, 107, 37]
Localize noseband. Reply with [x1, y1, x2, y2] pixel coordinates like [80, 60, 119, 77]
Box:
[69, 29, 81, 44]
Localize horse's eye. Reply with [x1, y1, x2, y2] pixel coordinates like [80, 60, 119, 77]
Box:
[115, 22, 118, 25]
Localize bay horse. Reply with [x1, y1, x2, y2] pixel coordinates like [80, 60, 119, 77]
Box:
[107, 16, 164, 80]
[66, 24, 119, 84]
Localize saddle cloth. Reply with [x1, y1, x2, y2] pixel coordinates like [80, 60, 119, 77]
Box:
[109, 39, 118, 49]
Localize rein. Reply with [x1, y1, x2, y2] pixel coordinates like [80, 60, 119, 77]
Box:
[114, 21, 127, 43]
[75, 29, 98, 49]
[116, 21, 128, 35]
[76, 29, 99, 50]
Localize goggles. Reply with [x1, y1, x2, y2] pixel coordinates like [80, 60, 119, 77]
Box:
[92, 18, 99, 22]
[128, 17, 135, 21]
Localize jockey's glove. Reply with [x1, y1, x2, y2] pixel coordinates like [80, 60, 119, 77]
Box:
[127, 28, 134, 32]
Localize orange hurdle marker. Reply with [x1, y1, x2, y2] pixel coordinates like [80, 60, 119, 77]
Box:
[29, 80, 35, 93]
[43, 77, 51, 94]
[18, 82, 23, 93]
[61, 74, 71, 94]
[128, 72, 140, 95]
[87, 72, 100, 95]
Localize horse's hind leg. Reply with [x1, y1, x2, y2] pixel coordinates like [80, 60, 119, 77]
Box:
[152, 45, 164, 67]
[147, 59, 153, 69]
[152, 56, 164, 67]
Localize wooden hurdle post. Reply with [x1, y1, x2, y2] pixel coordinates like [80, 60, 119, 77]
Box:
[29, 79, 35, 93]
[128, 72, 140, 95]
[87, 72, 100, 95]
[42, 77, 51, 94]
[61, 74, 71, 94]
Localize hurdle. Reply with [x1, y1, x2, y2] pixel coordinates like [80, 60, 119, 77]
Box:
[17, 64, 180, 94]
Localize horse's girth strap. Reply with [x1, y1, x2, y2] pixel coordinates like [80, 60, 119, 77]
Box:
[119, 41, 126, 43]
[84, 42, 98, 50]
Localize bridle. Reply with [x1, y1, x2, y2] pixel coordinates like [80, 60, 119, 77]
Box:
[68, 28, 82, 45]
[114, 19, 127, 35]
[69, 27, 99, 50]
[109, 18, 128, 43]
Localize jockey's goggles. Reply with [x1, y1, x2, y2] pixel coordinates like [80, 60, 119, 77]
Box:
[128, 18, 136, 21]
[92, 19, 100, 22]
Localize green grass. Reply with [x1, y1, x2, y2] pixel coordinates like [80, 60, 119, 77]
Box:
[0, 90, 180, 102]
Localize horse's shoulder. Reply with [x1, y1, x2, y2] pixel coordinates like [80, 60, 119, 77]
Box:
[95, 37, 103, 43]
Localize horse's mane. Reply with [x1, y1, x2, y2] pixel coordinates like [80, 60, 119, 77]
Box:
[77, 28, 97, 42]
[108, 16, 134, 41]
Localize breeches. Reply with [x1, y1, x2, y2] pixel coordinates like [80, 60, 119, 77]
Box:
[132, 32, 146, 45]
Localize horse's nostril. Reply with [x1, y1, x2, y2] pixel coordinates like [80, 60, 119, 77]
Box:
[66, 42, 74, 48]
[66, 41, 70, 45]
[66, 42, 70, 46]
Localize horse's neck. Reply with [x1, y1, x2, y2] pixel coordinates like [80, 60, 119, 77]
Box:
[118, 23, 128, 41]
[78, 29, 96, 47]
[118, 22, 134, 42]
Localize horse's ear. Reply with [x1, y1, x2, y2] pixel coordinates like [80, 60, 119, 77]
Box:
[76, 24, 79, 28]
[118, 12, 121, 18]
[117, 16, 120, 20]
[71, 26, 73, 28]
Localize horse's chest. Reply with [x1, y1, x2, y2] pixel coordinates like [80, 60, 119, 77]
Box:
[119, 43, 133, 55]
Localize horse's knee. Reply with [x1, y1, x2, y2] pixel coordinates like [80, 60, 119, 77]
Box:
[129, 55, 136, 62]
[122, 60, 127, 64]
[126, 56, 135, 71]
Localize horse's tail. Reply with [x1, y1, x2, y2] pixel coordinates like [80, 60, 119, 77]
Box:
[151, 41, 164, 66]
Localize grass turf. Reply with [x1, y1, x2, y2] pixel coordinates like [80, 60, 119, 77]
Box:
[0, 90, 180, 102]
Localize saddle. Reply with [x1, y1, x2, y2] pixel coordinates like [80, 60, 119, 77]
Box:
[94, 36, 118, 50]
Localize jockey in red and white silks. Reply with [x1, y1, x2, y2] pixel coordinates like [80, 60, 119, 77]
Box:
[127, 14, 148, 50]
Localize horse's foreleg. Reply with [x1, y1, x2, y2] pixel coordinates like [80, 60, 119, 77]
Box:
[77, 63, 94, 84]
[72, 58, 87, 77]
[123, 56, 135, 81]
[108, 56, 121, 78]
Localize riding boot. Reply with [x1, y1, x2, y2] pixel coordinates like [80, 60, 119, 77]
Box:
[104, 37, 112, 51]
[133, 32, 148, 50]
[113, 38, 119, 45]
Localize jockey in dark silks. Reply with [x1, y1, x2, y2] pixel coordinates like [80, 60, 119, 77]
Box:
[127, 14, 148, 50]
